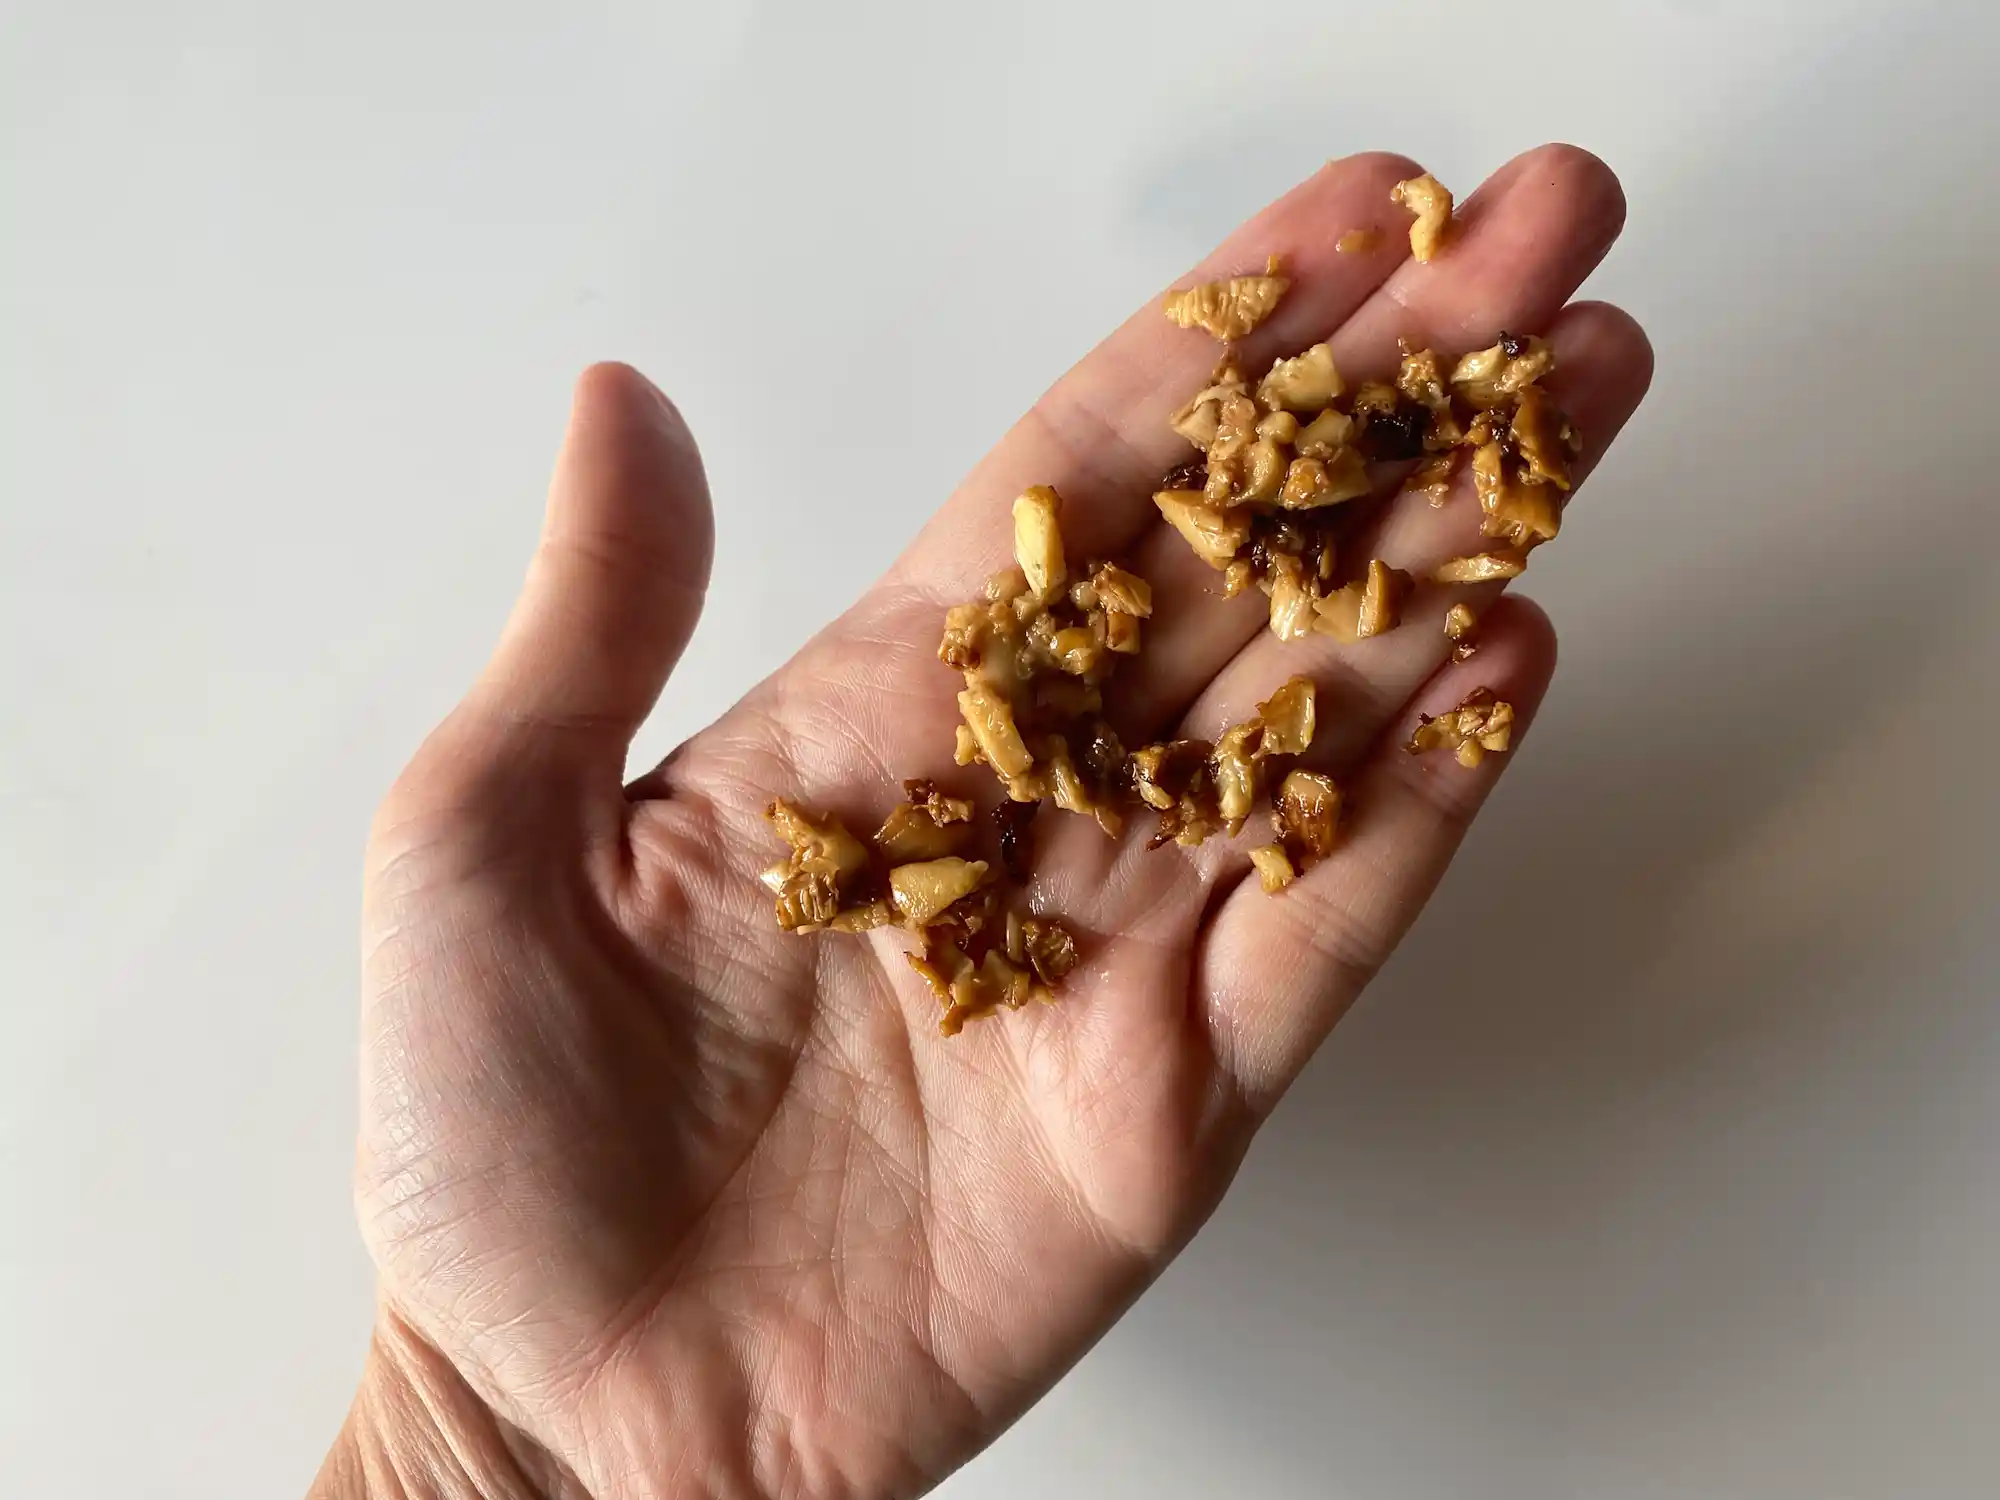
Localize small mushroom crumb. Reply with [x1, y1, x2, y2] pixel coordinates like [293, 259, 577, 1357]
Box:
[1335, 228, 1379, 255]
[1408, 448, 1460, 507]
[1257, 342, 1344, 413]
[1272, 768, 1343, 876]
[1130, 675, 1319, 850]
[1471, 440, 1563, 550]
[889, 857, 991, 925]
[1389, 173, 1454, 262]
[1249, 844, 1298, 892]
[1443, 603, 1479, 662]
[1163, 256, 1290, 341]
[1434, 550, 1529, 583]
[1449, 334, 1555, 408]
[1313, 558, 1414, 642]
[1406, 687, 1516, 768]
[874, 779, 975, 862]
[1012, 485, 1066, 601]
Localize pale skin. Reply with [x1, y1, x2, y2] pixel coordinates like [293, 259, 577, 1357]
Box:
[314, 145, 1653, 1500]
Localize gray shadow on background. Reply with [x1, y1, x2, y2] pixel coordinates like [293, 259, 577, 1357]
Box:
[1095, 10, 2000, 1497]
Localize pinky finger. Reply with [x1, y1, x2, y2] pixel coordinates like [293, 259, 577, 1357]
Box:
[1196, 595, 1559, 1113]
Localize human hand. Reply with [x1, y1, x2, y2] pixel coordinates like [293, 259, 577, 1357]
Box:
[314, 145, 1651, 1500]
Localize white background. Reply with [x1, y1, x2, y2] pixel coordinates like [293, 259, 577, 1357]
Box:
[4, 2, 1998, 1496]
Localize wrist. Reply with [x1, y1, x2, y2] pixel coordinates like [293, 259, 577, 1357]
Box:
[310, 1306, 581, 1500]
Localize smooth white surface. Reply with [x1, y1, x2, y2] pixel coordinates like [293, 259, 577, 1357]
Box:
[4, 3, 1998, 1496]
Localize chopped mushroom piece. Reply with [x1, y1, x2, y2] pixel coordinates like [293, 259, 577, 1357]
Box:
[1395, 344, 1466, 449]
[1275, 770, 1342, 859]
[1434, 550, 1529, 583]
[1406, 687, 1516, 768]
[1509, 384, 1580, 488]
[1249, 844, 1298, 892]
[1408, 448, 1460, 506]
[1163, 259, 1290, 341]
[1012, 486, 1066, 601]
[1210, 721, 1263, 828]
[1155, 490, 1252, 568]
[958, 684, 1035, 781]
[764, 799, 874, 933]
[1255, 675, 1317, 755]
[1277, 448, 1371, 509]
[1255, 409, 1301, 444]
[1443, 602, 1479, 661]
[828, 900, 896, 934]
[1314, 558, 1413, 641]
[874, 779, 974, 862]
[1170, 358, 1250, 448]
[1449, 333, 1555, 409]
[1390, 173, 1454, 262]
[889, 857, 991, 926]
[1471, 441, 1563, 549]
[1293, 407, 1355, 459]
[1266, 557, 1317, 641]
[1256, 342, 1344, 413]
[1018, 917, 1079, 986]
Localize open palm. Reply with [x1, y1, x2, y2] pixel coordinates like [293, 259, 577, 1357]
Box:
[336, 146, 1651, 1500]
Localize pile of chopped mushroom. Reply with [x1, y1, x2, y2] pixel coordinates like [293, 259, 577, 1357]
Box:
[764, 172, 1558, 1035]
[1154, 177, 1579, 655]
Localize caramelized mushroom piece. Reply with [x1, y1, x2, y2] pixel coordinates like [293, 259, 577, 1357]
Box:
[1255, 675, 1317, 755]
[1249, 844, 1298, 892]
[1275, 770, 1343, 859]
[1163, 259, 1290, 341]
[1508, 384, 1580, 489]
[1256, 342, 1344, 414]
[1395, 344, 1465, 449]
[1408, 449, 1461, 507]
[1471, 442, 1563, 550]
[1406, 687, 1516, 768]
[874, 779, 974, 862]
[1389, 173, 1454, 262]
[1314, 558, 1413, 642]
[958, 684, 1035, 781]
[1170, 358, 1250, 448]
[1276, 448, 1371, 510]
[889, 857, 991, 926]
[1155, 491, 1252, 568]
[764, 799, 874, 933]
[1443, 603, 1479, 662]
[1012, 485, 1066, 602]
[1434, 550, 1528, 583]
[1449, 333, 1555, 409]
[1293, 407, 1356, 459]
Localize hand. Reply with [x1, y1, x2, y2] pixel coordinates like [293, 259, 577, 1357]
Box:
[315, 145, 1651, 1500]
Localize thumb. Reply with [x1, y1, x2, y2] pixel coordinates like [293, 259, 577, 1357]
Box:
[468, 361, 713, 769]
